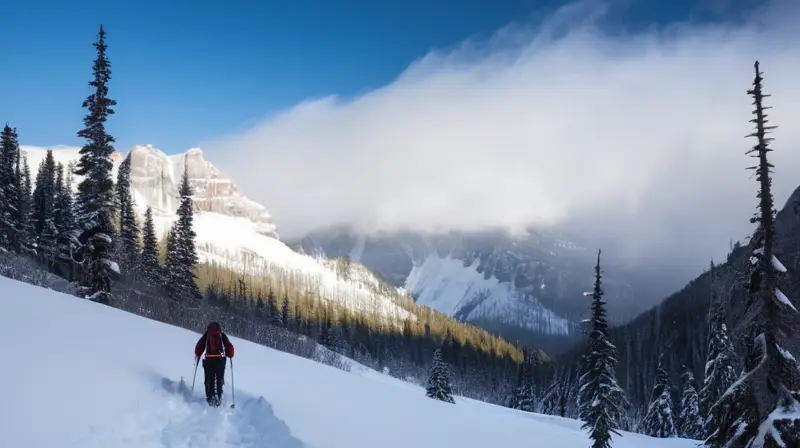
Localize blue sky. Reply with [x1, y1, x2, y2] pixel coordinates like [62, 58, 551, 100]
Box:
[1, 0, 762, 155]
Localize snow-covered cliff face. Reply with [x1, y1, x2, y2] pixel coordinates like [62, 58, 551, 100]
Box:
[292, 227, 680, 353]
[22, 144, 278, 239]
[126, 144, 177, 216]
[129, 145, 279, 239]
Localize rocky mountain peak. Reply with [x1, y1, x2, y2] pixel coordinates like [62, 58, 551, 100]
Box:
[166, 147, 278, 239]
[21, 143, 280, 240]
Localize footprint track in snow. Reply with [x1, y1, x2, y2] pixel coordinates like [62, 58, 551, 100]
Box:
[72, 377, 307, 448]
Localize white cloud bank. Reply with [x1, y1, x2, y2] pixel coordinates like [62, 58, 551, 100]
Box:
[204, 0, 800, 273]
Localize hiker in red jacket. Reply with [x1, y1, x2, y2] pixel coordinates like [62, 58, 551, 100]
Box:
[194, 321, 235, 406]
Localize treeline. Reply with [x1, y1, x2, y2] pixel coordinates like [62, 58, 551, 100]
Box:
[535, 61, 800, 447]
[0, 25, 549, 410]
[194, 248, 530, 362]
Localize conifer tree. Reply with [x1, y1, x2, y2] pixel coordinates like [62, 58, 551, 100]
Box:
[642, 355, 677, 438]
[115, 153, 140, 275]
[163, 168, 201, 302]
[678, 367, 703, 440]
[267, 290, 280, 325]
[704, 61, 800, 448]
[425, 348, 455, 404]
[18, 154, 35, 255]
[53, 162, 79, 261]
[578, 249, 628, 448]
[281, 296, 290, 328]
[0, 124, 21, 251]
[512, 358, 536, 412]
[31, 149, 58, 260]
[163, 226, 177, 290]
[699, 268, 739, 423]
[73, 25, 118, 303]
[140, 206, 161, 285]
[319, 311, 333, 347]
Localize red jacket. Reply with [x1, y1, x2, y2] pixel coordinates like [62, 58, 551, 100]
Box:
[195, 329, 235, 359]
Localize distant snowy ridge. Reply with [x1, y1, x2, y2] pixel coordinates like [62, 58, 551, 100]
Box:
[406, 254, 571, 335]
[21, 144, 414, 322]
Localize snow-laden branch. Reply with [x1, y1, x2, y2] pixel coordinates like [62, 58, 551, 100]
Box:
[772, 255, 787, 273]
[775, 288, 798, 313]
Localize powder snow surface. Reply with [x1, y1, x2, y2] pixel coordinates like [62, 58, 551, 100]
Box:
[0, 277, 697, 448]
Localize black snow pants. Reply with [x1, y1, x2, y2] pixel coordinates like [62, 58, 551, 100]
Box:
[202, 357, 226, 406]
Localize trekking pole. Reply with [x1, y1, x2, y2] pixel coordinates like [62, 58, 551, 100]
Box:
[229, 357, 236, 409]
[190, 357, 200, 393]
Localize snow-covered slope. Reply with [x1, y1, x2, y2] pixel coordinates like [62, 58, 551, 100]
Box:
[295, 228, 667, 355]
[20, 144, 410, 322]
[406, 254, 571, 335]
[0, 278, 697, 448]
[152, 212, 412, 320]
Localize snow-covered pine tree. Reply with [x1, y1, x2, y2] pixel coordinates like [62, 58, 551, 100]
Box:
[267, 290, 280, 325]
[73, 25, 118, 304]
[704, 61, 800, 448]
[115, 153, 140, 276]
[164, 167, 201, 302]
[163, 225, 177, 292]
[699, 322, 738, 440]
[0, 124, 21, 251]
[578, 249, 628, 448]
[31, 149, 58, 262]
[17, 154, 35, 255]
[425, 348, 455, 404]
[678, 367, 703, 439]
[53, 162, 79, 263]
[140, 206, 161, 285]
[641, 355, 677, 438]
[699, 264, 739, 426]
[514, 359, 536, 412]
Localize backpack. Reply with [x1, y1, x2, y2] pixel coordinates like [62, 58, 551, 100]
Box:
[205, 322, 226, 357]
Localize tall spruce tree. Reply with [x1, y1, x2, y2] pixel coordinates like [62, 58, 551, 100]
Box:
[425, 348, 455, 404]
[704, 61, 800, 448]
[0, 124, 21, 251]
[641, 355, 677, 438]
[164, 168, 201, 302]
[73, 25, 118, 303]
[679, 367, 703, 440]
[31, 149, 58, 260]
[115, 153, 140, 275]
[140, 206, 161, 285]
[578, 249, 628, 448]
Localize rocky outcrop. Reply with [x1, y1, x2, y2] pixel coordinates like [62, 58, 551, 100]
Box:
[127, 144, 178, 216]
[22, 144, 280, 240]
[167, 147, 278, 239]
